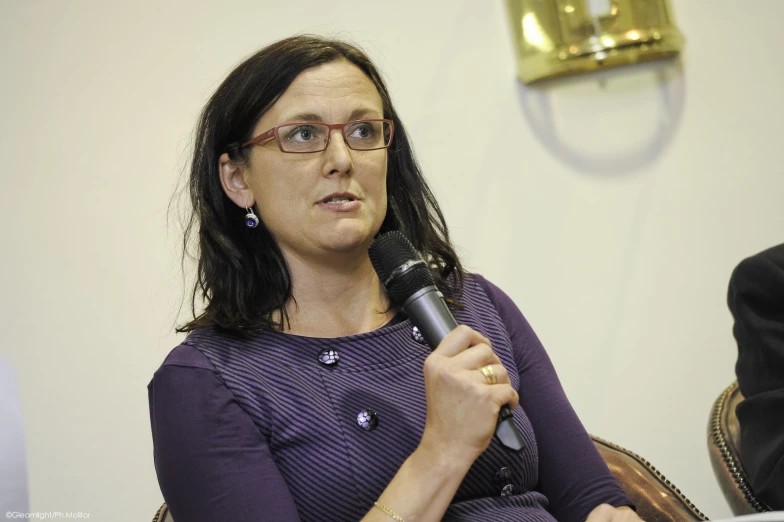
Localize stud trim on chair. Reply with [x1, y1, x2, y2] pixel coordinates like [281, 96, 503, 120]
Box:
[592, 436, 709, 521]
[709, 381, 771, 513]
[152, 503, 168, 522]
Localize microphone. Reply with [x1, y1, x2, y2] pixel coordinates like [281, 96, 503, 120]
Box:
[369, 231, 526, 453]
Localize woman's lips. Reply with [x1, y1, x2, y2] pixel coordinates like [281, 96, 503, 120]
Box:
[317, 199, 361, 212]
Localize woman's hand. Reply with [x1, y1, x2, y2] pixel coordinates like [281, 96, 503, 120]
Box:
[418, 325, 519, 465]
[585, 504, 643, 522]
[364, 326, 518, 522]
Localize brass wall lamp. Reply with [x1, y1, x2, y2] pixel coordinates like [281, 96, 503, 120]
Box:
[506, 0, 685, 84]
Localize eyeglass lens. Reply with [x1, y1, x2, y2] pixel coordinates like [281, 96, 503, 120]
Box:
[277, 121, 392, 152]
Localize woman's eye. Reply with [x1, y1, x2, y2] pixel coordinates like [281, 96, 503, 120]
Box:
[287, 126, 317, 141]
[349, 123, 374, 139]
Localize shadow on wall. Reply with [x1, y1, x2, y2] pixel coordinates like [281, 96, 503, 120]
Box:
[516, 58, 686, 177]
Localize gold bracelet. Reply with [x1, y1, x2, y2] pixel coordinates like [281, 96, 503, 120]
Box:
[373, 501, 405, 522]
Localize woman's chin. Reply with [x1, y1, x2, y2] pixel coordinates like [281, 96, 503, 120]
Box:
[320, 221, 380, 250]
[318, 230, 374, 255]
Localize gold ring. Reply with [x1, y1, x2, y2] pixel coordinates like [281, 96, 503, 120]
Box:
[479, 365, 497, 385]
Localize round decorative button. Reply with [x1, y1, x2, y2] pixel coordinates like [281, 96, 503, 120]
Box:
[411, 326, 425, 343]
[317, 349, 340, 367]
[494, 467, 513, 486]
[357, 409, 379, 431]
[500, 484, 516, 497]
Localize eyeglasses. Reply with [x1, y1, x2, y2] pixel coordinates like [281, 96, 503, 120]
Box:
[240, 119, 395, 153]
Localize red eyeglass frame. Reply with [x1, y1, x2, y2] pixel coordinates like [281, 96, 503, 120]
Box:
[239, 119, 395, 153]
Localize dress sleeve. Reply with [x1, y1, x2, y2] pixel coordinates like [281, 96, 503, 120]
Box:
[728, 244, 784, 510]
[148, 344, 302, 522]
[473, 275, 633, 522]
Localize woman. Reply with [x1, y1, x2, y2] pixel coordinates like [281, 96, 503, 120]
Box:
[148, 35, 640, 522]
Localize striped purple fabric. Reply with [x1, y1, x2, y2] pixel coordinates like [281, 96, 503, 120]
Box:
[150, 274, 632, 521]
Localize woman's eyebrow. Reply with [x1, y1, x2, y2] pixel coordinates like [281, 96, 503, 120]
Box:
[281, 112, 322, 123]
[280, 107, 381, 124]
[348, 107, 381, 120]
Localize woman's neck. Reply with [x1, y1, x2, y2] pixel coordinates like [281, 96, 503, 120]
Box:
[280, 250, 396, 338]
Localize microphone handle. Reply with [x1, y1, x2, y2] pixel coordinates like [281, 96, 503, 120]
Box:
[402, 286, 526, 453]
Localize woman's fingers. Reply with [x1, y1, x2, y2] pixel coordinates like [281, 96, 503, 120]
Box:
[451, 343, 502, 370]
[429, 325, 513, 390]
[433, 325, 490, 358]
[445, 341, 511, 390]
[473, 363, 510, 386]
[585, 504, 614, 522]
[584, 504, 642, 522]
[490, 383, 519, 410]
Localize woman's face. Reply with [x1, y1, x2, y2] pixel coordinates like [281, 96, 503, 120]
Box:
[224, 60, 389, 264]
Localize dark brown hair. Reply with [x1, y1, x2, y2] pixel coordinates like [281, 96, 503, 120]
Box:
[177, 35, 463, 336]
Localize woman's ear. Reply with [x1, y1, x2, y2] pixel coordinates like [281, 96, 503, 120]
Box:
[218, 152, 255, 208]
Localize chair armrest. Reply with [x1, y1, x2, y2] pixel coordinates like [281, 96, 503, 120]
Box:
[593, 436, 708, 522]
[708, 381, 771, 515]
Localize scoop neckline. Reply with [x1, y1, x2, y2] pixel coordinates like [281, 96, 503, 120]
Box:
[260, 311, 410, 342]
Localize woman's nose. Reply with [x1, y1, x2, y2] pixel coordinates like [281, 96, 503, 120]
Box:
[322, 129, 353, 176]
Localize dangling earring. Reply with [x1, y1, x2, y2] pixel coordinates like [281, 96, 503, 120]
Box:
[244, 206, 259, 228]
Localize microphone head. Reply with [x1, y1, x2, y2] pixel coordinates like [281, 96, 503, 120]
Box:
[368, 231, 417, 281]
[369, 231, 436, 306]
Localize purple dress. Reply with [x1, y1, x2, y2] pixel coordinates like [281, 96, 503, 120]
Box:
[148, 274, 632, 521]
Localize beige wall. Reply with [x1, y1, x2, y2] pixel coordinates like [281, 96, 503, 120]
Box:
[1, 1, 782, 520]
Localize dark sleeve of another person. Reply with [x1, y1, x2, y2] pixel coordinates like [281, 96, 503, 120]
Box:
[728, 243, 784, 510]
[148, 344, 303, 522]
